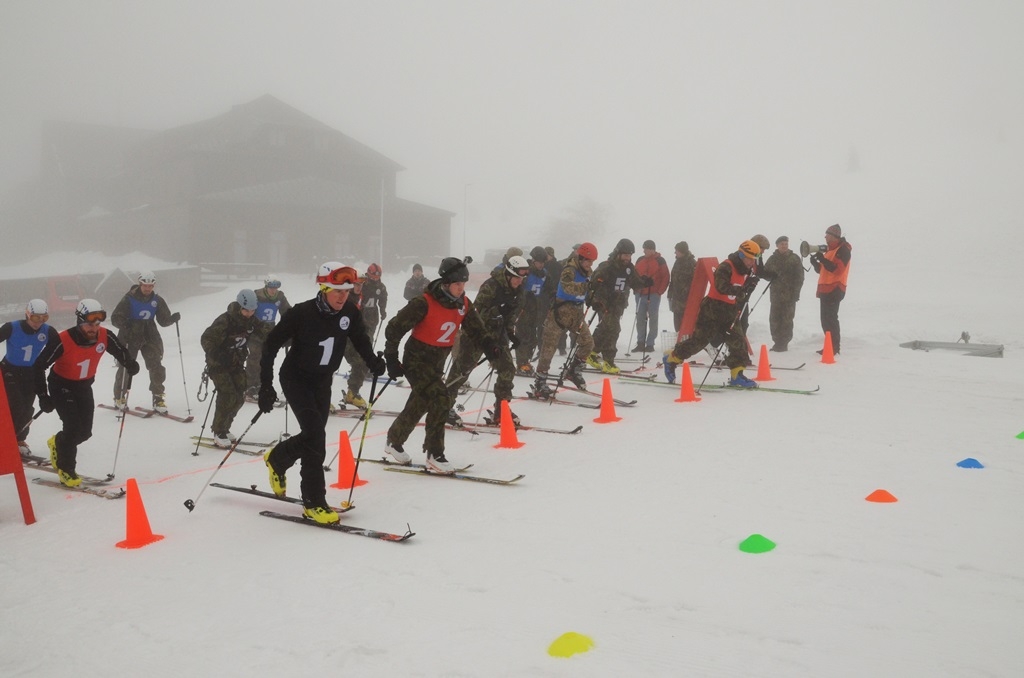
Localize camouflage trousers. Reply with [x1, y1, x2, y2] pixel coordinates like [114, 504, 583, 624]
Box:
[447, 336, 515, 402]
[592, 309, 624, 364]
[670, 298, 749, 370]
[514, 298, 548, 367]
[387, 348, 454, 456]
[114, 340, 166, 399]
[344, 340, 368, 396]
[769, 299, 797, 347]
[536, 302, 594, 375]
[208, 366, 246, 436]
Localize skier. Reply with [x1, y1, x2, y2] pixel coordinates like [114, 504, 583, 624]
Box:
[258, 262, 385, 524]
[663, 240, 762, 388]
[200, 290, 264, 448]
[360, 263, 388, 343]
[340, 274, 373, 409]
[666, 241, 697, 334]
[41, 300, 138, 486]
[739, 234, 773, 338]
[533, 242, 598, 393]
[587, 239, 651, 374]
[1, 299, 61, 457]
[810, 224, 852, 355]
[446, 254, 528, 427]
[111, 270, 181, 413]
[514, 247, 551, 375]
[763, 236, 805, 352]
[245, 276, 292, 398]
[403, 263, 430, 301]
[382, 257, 500, 473]
[633, 239, 670, 353]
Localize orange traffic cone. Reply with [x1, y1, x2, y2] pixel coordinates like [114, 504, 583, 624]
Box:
[493, 400, 525, 449]
[820, 331, 836, 364]
[330, 430, 367, 489]
[674, 361, 701, 402]
[865, 489, 898, 503]
[115, 478, 164, 549]
[593, 378, 622, 424]
[754, 344, 775, 382]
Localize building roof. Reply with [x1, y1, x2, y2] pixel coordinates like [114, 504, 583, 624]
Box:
[135, 94, 404, 171]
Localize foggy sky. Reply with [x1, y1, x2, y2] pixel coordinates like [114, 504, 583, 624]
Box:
[2, 0, 1022, 261]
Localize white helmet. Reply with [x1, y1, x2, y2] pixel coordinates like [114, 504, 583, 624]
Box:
[316, 261, 355, 290]
[75, 298, 106, 324]
[26, 299, 48, 315]
[505, 255, 530, 277]
[138, 270, 156, 285]
[264, 276, 281, 289]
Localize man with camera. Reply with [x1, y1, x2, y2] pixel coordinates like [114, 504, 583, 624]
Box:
[809, 224, 852, 355]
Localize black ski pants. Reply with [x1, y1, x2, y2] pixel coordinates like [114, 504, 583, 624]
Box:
[269, 371, 332, 506]
[47, 373, 95, 475]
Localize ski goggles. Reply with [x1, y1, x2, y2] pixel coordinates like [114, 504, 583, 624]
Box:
[80, 310, 107, 324]
[316, 266, 358, 290]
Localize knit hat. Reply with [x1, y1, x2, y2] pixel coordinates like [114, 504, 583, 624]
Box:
[529, 245, 548, 262]
[413, 263, 423, 272]
[776, 235, 789, 245]
[751, 234, 770, 251]
[826, 224, 842, 238]
[674, 241, 689, 253]
[642, 239, 656, 250]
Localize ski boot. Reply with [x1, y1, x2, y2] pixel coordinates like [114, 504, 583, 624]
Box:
[344, 389, 368, 409]
[113, 397, 128, 412]
[425, 450, 456, 474]
[532, 375, 554, 399]
[516, 363, 536, 378]
[152, 393, 168, 414]
[302, 501, 339, 524]
[493, 401, 521, 427]
[566, 359, 588, 390]
[47, 435, 58, 469]
[600, 361, 620, 375]
[663, 352, 682, 383]
[384, 440, 412, 465]
[728, 368, 759, 389]
[446, 408, 464, 428]
[585, 352, 603, 370]
[264, 449, 287, 496]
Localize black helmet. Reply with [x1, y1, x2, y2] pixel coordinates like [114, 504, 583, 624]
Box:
[438, 257, 469, 284]
[614, 238, 635, 255]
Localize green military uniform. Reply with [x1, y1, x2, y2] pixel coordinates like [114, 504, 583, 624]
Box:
[763, 247, 805, 351]
[589, 246, 645, 368]
[201, 301, 264, 438]
[385, 279, 493, 457]
[667, 242, 697, 334]
[245, 286, 291, 394]
[668, 253, 755, 370]
[110, 284, 178, 401]
[447, 267, 523, 403]
[536, 254, 594, 376]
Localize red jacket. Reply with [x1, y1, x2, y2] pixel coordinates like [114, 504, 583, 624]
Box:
[635, 252, 670, 296]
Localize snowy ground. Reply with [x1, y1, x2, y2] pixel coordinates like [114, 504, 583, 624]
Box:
[2, 264, 1022, 677]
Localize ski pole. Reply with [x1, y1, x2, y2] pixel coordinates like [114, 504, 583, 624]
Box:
[174, 320, 192, 416]
[624, 300, 639, 357]
[17, 410, 46, 438]
[341, 373, 385, 509]
[184, 410, 263, 512]
[695, 306, 746, 393]
[323, 375, 394, 471]
[106, 368, 134, 480]
[468, 367, 495, 432]
[191, 388, 218, 457]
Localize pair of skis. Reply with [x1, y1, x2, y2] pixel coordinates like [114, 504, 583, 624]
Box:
[620, 373, 819, 395]
[23, 453, 126, 499]
[209, 483, 414, 542]
[96, 403, 194, 423]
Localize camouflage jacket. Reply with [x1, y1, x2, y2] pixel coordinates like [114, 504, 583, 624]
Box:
[471, 268, 524, 341]
[589, 256, 643, 315]
[667, 251, 697, 313]
[254, 287, 292, 326]
[201, 301, 264, 370]
[111, 285, 176, 347]
[384, 279, 493, 371]
[763, 250, 805, 304]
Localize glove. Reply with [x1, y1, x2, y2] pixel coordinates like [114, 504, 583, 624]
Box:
[742, 278, 758, 295]
[37, 393, 55, 413]
[125, 359, 141, 376]
[258, 384, 278, 413]
[508, 332, 520, 349]
[809, 253, 820, 264]
[385, 353, 404, 380]
[368, 352, 387, 377]
[380, 311, 387, 321]
[169, 312, 181, 324]
[483, 339, 502, 362]
[640, 275, 655, 288]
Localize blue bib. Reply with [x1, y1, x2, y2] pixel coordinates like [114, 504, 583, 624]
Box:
[129, 295, 160, 321]
[5, 322, 50, 366]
